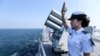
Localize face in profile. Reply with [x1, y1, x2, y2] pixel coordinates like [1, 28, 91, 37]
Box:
[70, 19, 82, 29]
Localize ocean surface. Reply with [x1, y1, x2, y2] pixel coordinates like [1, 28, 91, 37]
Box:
[0, 29, 42, 56]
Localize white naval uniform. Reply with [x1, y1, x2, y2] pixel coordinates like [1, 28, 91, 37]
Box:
[66, 27, 94, 56]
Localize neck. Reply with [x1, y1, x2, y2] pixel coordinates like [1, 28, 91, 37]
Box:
[74, 25, 82, 31]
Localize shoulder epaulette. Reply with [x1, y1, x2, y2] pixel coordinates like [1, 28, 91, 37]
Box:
[82, 31, 88, 34]
[82, 31, 95, 46]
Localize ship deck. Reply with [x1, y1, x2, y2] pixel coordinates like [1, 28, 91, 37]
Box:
[42, 41, 68, 56]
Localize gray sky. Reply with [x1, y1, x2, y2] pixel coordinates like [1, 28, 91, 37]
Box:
[0, 0, 100, 29]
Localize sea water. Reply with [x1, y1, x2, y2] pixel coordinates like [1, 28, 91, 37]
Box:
[0, 29, 42, 56]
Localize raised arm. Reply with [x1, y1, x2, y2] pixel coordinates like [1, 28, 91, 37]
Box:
[61, 2, 68, 28]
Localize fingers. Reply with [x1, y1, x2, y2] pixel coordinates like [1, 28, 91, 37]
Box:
[61, 2, 65, 12]
[63, 2, 65, 10]
[61, 2, 67, 13]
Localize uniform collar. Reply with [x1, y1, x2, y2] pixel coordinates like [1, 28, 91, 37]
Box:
[74, 28, 84, 33]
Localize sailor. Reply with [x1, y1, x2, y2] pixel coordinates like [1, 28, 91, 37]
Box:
[61, 2, 94, 56]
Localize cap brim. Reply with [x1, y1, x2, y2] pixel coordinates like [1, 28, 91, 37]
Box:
[68, 18, 73, 20]
[68, 18, 71, 20]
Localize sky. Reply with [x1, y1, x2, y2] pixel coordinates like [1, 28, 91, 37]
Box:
[0, 0, 100, 29]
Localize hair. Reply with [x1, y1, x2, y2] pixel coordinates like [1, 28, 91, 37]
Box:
[81, 17, 90, 27]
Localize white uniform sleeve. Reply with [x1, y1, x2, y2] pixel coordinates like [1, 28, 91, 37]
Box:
[81, 34, 94, 53]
